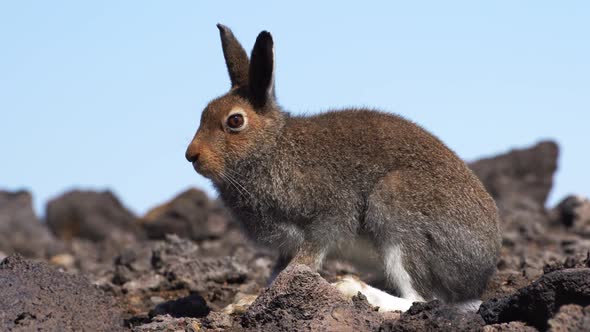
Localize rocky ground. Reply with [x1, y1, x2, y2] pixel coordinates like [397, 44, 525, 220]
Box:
[1, 140, 589, 331]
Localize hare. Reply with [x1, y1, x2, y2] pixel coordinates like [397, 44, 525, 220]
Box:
[186, 24, 501, 311]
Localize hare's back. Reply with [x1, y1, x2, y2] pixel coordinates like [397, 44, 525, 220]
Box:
[284, 109, 460, 171]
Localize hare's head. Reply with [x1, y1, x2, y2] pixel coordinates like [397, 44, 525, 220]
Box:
[186, 24, 284, 182]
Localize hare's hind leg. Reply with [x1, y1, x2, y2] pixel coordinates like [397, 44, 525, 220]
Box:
[332, 275, 414, 312]
[381, 244, 425, 303]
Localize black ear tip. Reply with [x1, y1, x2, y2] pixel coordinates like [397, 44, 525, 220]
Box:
[217, 23, 230, 34]
[255, 31, 273, 44]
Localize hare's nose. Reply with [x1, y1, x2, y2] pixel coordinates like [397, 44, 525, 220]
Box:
[185, 148, 200, 163]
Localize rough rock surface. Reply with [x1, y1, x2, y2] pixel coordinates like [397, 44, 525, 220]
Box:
[46, 189, 142, 242]
[105, 234, 270, 320]
[380, 300, 486, 332]
[483, 322, 538, 332]
[0, 190, 59, 258]
[547, 304, 590, 332]
[479, 268, 590, 330]
[0, 254, 124, 332]
[241, 264, 386, 331]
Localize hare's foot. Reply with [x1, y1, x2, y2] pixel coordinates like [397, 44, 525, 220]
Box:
[221, 293, 258, 315]
[331, 275, 416, 312]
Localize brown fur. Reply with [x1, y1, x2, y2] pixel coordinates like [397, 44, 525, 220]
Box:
[185, 25, 501, 303]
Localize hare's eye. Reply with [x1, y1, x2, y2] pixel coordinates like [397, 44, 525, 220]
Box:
[226, 113, 245, 131]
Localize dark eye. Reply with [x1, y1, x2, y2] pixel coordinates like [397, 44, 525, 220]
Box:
[227, 113, 245, 130]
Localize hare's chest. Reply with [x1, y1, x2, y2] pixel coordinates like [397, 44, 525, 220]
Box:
[229, 204, 305, 250]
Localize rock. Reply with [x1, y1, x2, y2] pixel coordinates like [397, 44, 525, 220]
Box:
[49, 253, 75, 268]
[113, 246, 154, 285]
[132, 315, 202, 332]
[153, 236, 249, 297]
[106, 235, 261, 316]
[547, 304, 590, 332]
[200, 311, 234, 330]
[0, 190, 59, 258]
[483, 322, 538, 331]
[149, 293, 210, 318]
[469, 141, 559, 209]
[46, 190, 142, 242]
[479, 268, 590, 330]
[379, 300, 486, 332]
[552, 195, 590, 236]
[241, 264, 385, 331]
[142, 188, 232, 242]
[0, 254, 124, 331]
[543, 253, 590, 274]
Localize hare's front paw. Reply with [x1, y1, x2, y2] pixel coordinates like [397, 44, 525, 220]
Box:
[331, 275, 414, 312]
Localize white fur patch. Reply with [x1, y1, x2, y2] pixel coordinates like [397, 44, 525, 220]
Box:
[332, 276, 413, 312]
[456, 299, 482, 312]
[384, 245, 424, 302]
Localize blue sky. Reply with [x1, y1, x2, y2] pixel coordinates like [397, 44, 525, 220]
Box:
[1, 1, 588, 215]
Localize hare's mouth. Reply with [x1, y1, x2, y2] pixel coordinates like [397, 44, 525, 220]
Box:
[192, 161, 206, 175]
[192, 161, 220, 181]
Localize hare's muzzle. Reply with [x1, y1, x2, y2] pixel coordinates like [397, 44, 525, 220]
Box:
[185, 149, 199, 163]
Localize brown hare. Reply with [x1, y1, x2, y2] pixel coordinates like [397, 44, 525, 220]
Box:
[186, 24, 501, 312]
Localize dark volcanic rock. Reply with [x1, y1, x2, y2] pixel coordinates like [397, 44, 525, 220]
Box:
[379, 300, 486, 332]
[149, 293, 210, 318]
[0, 190, 59, 258]
[142, 188, 232, 242]
[479, 268, 590, 330]
[0, 254, 124, 331]
[469, 140, 559, 209]
[551, 195, 590, 236]
[241, 264, 385, 331]
[46, 189, 142, 242]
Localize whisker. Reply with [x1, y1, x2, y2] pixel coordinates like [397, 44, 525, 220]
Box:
[219, 170, 247, 200]
[223, 170, 253, 200]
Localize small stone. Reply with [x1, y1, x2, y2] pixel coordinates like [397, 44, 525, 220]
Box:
[49, 253, 75, 268]
[150, 296, 165, 305]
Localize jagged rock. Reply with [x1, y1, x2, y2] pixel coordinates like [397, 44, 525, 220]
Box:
[380, 300, 486, 332]
[142, 188, 232, 241]
[0, 254, 124, 331]
[551, 195, 590, 236]
[479, 268, 590, 330]
[241, 264, 385, 331]
[46, 190, 143, 242]
[0, 190, 59, 258]
[153, 235, 249, 294]
[469, 141, 559, 209]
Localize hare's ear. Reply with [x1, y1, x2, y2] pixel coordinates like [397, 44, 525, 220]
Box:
[217, 24, 249, 88]
[249, 31, 275, 107]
